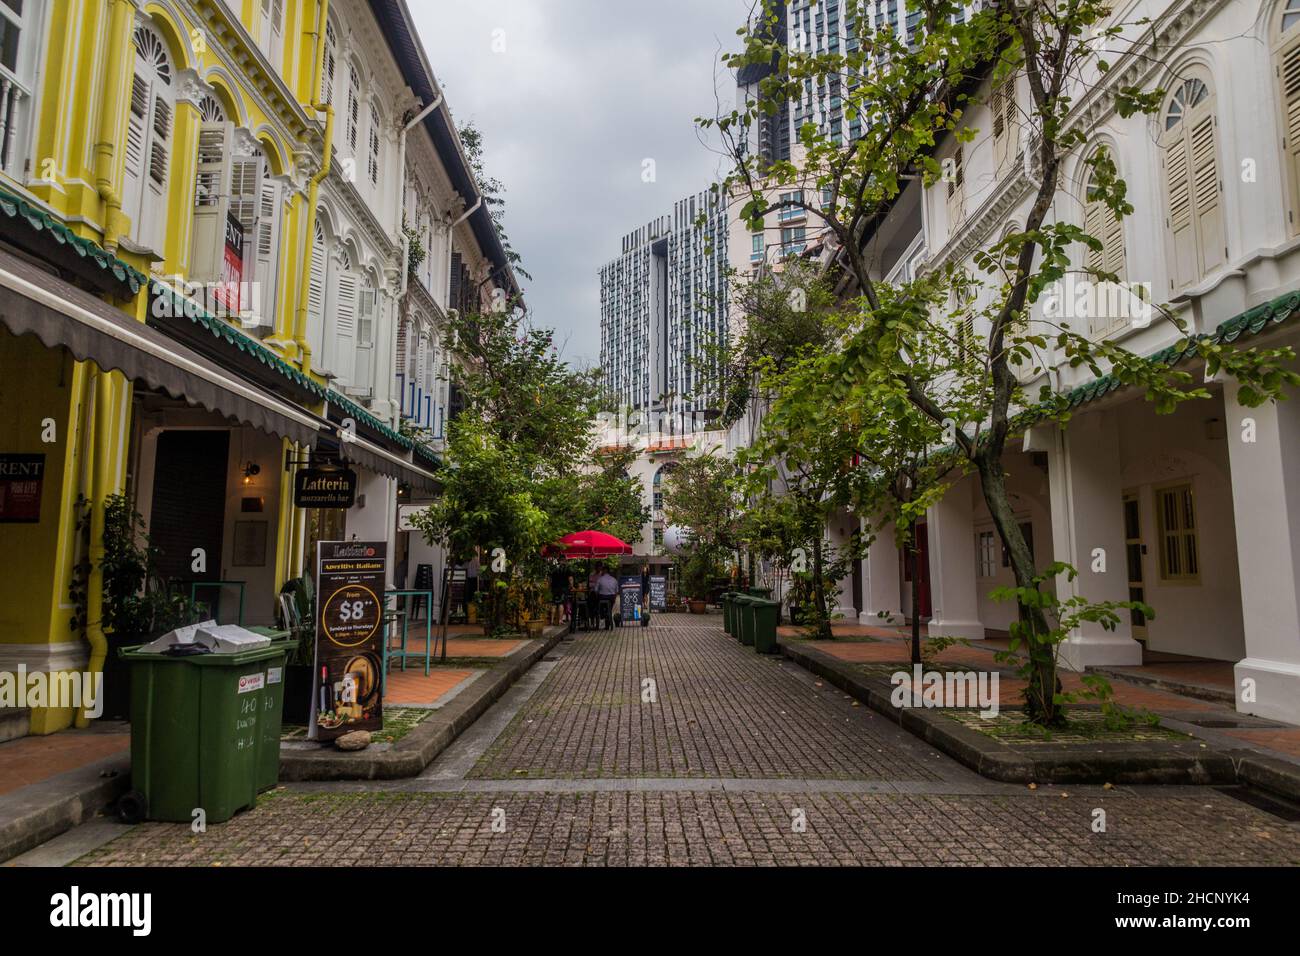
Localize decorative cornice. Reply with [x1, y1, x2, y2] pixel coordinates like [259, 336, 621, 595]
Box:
[174, 67, 214, 107]
[924, 161, 1033, 275]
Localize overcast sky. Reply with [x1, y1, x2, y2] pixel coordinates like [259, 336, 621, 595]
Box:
[409, 0, 753, 368]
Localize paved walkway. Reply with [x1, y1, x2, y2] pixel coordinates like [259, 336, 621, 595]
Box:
[51, 615, 1300, 866]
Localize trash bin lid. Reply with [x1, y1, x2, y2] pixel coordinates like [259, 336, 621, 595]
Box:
[138, 621, 272, 655]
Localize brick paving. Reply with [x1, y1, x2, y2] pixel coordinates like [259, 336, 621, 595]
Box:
[468, 616, 950, 780]
[0, 730, 129, 796]
[62, 614, 1300, 867]
[76, 788, 1300, 866]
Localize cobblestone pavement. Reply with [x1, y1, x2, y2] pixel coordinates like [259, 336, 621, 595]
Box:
[469, 616, 954, 780]
[69, 615, 1300, 866]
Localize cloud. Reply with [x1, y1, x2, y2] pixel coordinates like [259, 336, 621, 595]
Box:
[408, 0, 750, 366]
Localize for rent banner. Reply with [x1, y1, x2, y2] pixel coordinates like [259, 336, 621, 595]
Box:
[310, 541, 386, 741]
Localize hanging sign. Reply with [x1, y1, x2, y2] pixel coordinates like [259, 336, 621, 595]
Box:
[310, 541, 386, 741]
[294, 467, 357, 509]
[0, 453, 45, 523]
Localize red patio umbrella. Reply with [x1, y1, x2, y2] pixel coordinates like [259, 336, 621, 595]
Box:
[545, 530, 633, 558]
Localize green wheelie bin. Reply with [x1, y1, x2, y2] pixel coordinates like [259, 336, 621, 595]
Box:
[721, 591, 736, 635]
[752, 599, 781, 654]
[747, 586, 774, 600]
[734, 594, 756, 646]
[117, 638, 291, 825]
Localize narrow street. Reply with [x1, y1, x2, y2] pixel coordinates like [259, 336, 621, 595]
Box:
[63, 616, 1300, 867]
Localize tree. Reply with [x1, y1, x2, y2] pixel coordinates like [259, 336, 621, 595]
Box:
[458, 121, 531, 282]
[709, 0, 1299, 724]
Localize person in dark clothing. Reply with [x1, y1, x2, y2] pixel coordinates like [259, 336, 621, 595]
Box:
[549, 565, 572, 625]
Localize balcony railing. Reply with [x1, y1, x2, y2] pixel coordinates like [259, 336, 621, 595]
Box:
[0, 66, 33, 179]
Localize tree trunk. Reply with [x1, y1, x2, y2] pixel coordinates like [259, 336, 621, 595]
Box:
[811, 534, 832, 640]
[906, 518, 922, 666]
[974, 454, 1061, 725]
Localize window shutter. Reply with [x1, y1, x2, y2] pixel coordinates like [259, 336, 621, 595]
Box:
[308, 222, 328, 346]
[252, 168, 282, 328]
[189, 122, 233, 282]
[368, 104, 381, 186]
[946, 145, 964, 227]
[146, 95, 171, 249]
[1189, 113, 1223, 274]
[334, 270, 358, 382]
[323, 22, 337, 105]
[352, 287, 375, 392]
[395, 318, 408, 378]
[122, 74, 149, 232]
[1280, 36, 1300, 232]
[1164, 135, 1197, 288]
[346, 67, 359, 152]
[449, 251, 461, 308]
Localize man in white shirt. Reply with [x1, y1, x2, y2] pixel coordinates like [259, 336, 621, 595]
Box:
[594, 570, 619, 630]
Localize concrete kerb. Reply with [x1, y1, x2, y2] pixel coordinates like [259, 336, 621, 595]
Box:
[278, 625, 567, 782]
[777, 636, 1248, 787]
[0, 751, 130, 864]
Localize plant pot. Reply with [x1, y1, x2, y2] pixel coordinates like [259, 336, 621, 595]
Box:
[688, 599, 707, 614]
[788, 604, 804, 625]
[525, 619, 545, 638]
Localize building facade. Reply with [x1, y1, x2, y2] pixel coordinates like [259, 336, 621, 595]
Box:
[0, 0, 515, 737]
[599, 187, 729, 422]
[728, 0, 1300, 726]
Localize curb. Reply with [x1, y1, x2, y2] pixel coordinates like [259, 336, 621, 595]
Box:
[0, 752, 130, 864]
[778, 637, 1239, 786]
[277, 625, 566, 781]
[1231, 752, 1300, 803]
[1088, 664, 1235, 706]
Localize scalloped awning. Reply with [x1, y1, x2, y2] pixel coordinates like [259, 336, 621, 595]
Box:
[0, 248, 328, 447]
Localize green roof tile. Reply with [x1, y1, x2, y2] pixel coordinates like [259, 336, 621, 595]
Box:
[0, 185, 148, 295]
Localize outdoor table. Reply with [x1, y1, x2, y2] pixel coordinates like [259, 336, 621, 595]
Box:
[383, 589, 435, 676]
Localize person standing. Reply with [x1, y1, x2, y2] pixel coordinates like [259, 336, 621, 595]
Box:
[594, 567, 619, 630]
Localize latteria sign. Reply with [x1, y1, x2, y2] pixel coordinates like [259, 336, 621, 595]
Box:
[294, 466, 357, 509]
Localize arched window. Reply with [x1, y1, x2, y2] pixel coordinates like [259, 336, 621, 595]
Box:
[346, 64, 360, 152]
[1275, 0, 1300, 234]
[1161, 71, 1223, 289]
[353, 272, 376, 392]
[124, 22, 173, 252]
[368, 103, 382, 187]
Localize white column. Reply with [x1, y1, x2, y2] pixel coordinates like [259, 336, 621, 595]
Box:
[1034, 412, 1142, 670]
[827, 512, 857, 621]
[926, 477, 984, 639]
[348, 470, 398, 589]
[1224, 380, 1300, 724]
[859, 516, 903, 625]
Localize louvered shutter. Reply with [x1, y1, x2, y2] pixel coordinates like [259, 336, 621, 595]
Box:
[346, 68, 359, 152]
[946, 145, 964, 226]
[252, 167, 282, 328]
[189, 122, 233, 283]
[307, 222, 328, 349]
[260, 0, 284, 69]
[323, 22, 337, 105]
[1189, 113, 1223, 275]
[227, 154, 260, 321]
[1165, 133, 1197, 288]
[449, 251, 461, 309]
[144, 94, 171, 250]
[1280, 36, 1300, 232]
[334, 270, 358, 383]
[352, 287, 375, 392]
[122, 74, 149, 237]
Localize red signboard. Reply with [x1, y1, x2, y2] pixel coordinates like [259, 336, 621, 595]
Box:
[215, 212, 244, 313]
[0, 454, 45, 523]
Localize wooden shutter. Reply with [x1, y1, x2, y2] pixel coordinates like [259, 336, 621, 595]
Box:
[334, 270, 358, 382]
[1189, 113, 1223, 274]
[946, 145, 964, 227]
[352, 286, 375, 392]
[251, 168, 282, 328]
[346, 67, 359, 152]
[1165, 132, 1196, 288]
[449, 251, 461, 309]
[260, 0, 284, 69]
[323, 21, 337, 105]
[1280, 35, 1300, 233]
[143, 94, 171, 250]
[307, 222, 328, 346]
[122, 74, 149, 236]
[992, 76, 1016, 172]
[189, 122, 233, 282]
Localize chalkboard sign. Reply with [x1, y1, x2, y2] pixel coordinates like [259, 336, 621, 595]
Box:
[618, 576, 642, 619]
[648, 575, 667, 612]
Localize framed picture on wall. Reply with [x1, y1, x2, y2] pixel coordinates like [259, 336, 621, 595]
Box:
[233, 520, 268, 567]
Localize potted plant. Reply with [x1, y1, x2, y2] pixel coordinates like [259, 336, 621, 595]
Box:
[786, 573, 810, 626]
[682, 546, 716, 614]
